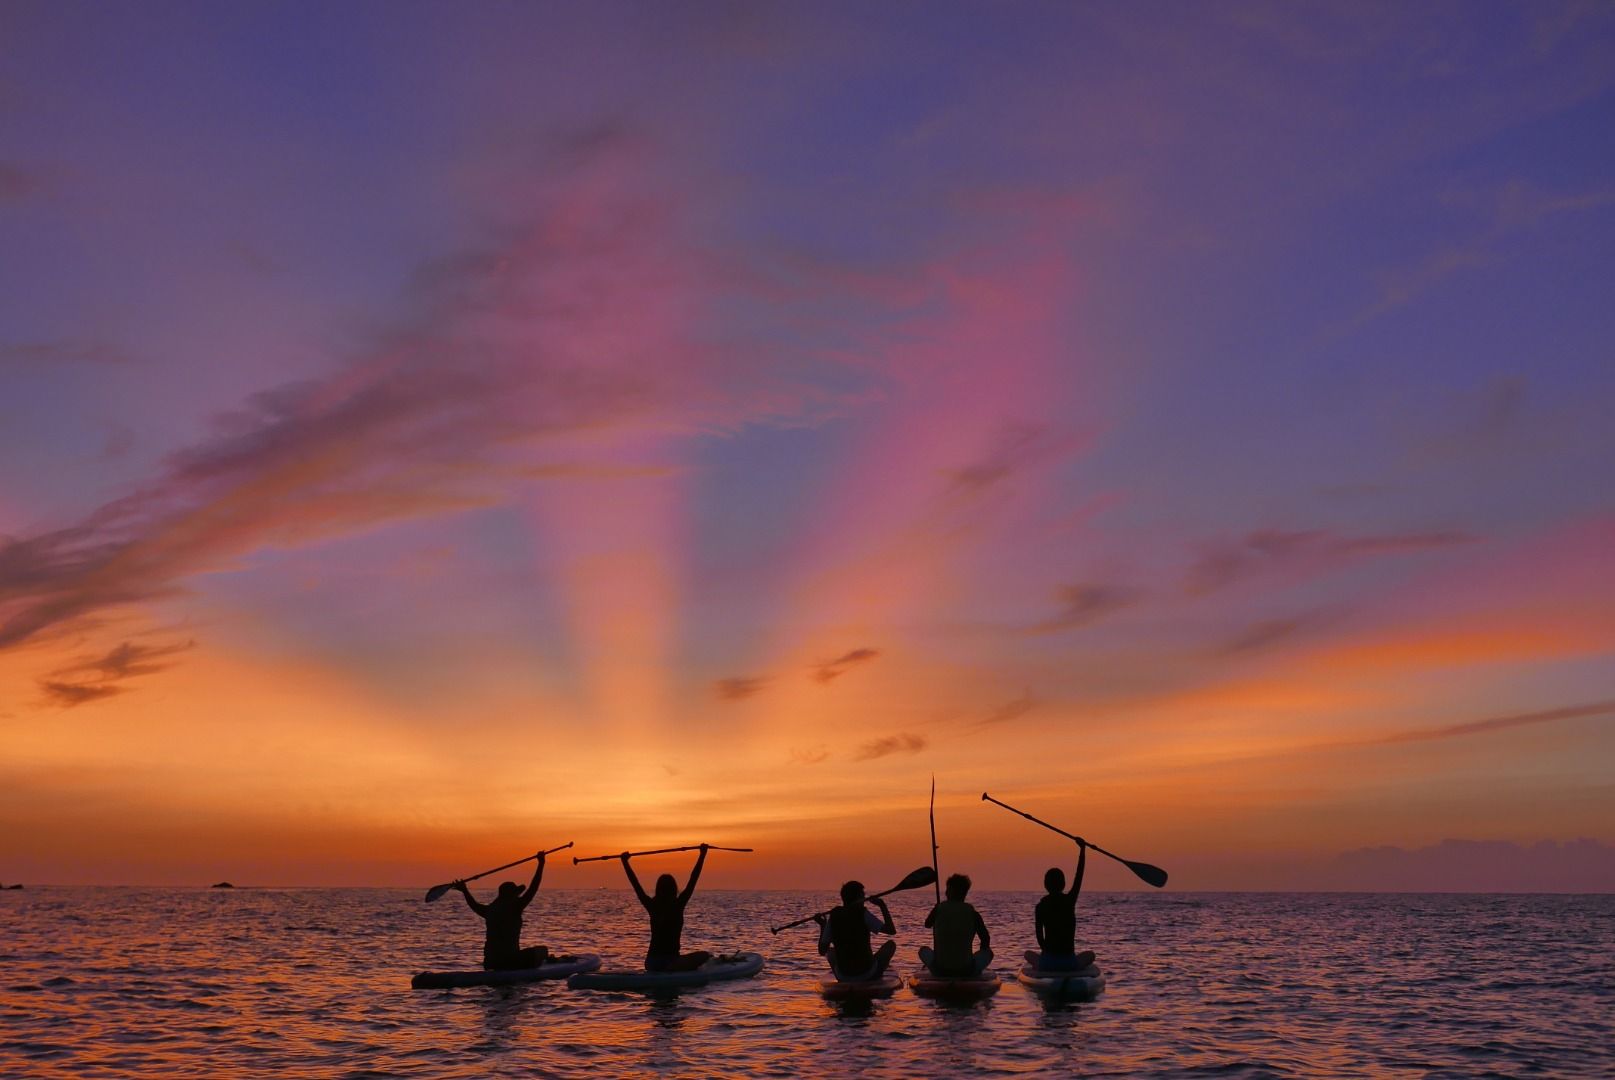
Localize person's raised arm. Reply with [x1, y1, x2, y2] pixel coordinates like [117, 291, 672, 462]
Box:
[454, 880, 489, 917]
[678, 844, 709, 907]
[1069, 838, 1088, 901]
[520, 851, 546, 908]
[923, 903, 938, 929]
[815, 913, 831, 955]
[872, 896, 895, 935]
[621, 853, 651, 909]
[1035, 901, 1048, 951]
[973, 909, 991, 949]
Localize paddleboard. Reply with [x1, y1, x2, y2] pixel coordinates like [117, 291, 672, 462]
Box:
[411, 953, 601, 989]
[908, 969, 1001, 1000]
[1015, 961, 1105, 1001]
[818, 973, 902, 1000]
[567, 951, 764, 991]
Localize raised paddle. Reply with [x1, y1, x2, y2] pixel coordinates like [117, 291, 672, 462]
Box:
[769, 866, 938, 934]
[929, 775, 941, 904]
[572, 844, 753, 864]
[982, 792, 1169, 889]
[424, 841, 574, 903]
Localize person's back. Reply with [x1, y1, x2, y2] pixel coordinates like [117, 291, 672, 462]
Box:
[453, 852, 548, 971]
[481, 893, 527, 968]
[622, 845, 713, 972]
[930, 899, 979, 973]
[646, 891, 685, 963]
[920, 874, 992, 977]
[1028, 842, 1095, 973]
[828, 904, 874, 972]
[817, 879, 896, 980]
[1034, 889, 1076, 954]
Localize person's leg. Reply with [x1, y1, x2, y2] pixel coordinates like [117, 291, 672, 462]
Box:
[1024, 949, 1041, 967]
[971, 947, 994, 975]
[672, 950, 712, 972]
[1075, 949, 1096, 970]
[917, 945, 936, 972]
[871, 939, 896, 978]
[826, 945, 842, 978]
[514, 945, 549, 968]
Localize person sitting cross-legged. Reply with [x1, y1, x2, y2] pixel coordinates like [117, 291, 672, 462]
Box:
[815, 880, 897, 981]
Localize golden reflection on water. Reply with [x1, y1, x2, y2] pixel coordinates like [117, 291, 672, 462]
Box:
[1, 889, 1610, 1078]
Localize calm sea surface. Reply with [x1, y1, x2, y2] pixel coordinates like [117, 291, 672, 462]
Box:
[2, 888, 1610, 1078]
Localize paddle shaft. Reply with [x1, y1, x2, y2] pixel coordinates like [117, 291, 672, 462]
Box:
[428, 842, 573, 899]
[929, 776, 941, 904]
[572, 844, 752, 865]
[981, 792, 1167, 886]
[769, 869, 934, 933]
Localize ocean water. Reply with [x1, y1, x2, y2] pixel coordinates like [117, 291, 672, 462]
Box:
[1, 888, 1610, 1078]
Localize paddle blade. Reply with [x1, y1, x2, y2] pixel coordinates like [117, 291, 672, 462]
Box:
[893, 866, 938, 892]
[1127, 860, 1169, 889]
[424, 883, 453, 903]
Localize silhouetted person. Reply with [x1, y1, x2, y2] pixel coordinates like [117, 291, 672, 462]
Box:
[920, 873, 993, 977]
[622, 844, 712, 972]
[1025, 838, 1097, 972]
[815, 880, 896, 980]
[453, 850, 549, 970]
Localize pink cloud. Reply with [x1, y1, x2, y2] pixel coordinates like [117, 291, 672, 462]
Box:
[0, 131, 872, 675]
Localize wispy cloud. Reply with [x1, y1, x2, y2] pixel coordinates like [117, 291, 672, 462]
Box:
[812, 647, 881, 684]
[789, 745, 829, 765]
[714, 676, 769, 702]
[53, 639, 195, 680]
[1364, 699, 1615, 747]
[853, 732, 927, 760]
[39, 681, 125, 707]
[1215, 617, 1318, 656]
[1355, 180, 1615, 325]
[972, 691, 1039, 729]
[0, 129, 873, 673]
[0, 340, 134, 367]
[1184, 528, 1473, 595]
[1023, 583, 1141, 634]
[941, 423, 1078, 500]
[37, 638, 196, 708]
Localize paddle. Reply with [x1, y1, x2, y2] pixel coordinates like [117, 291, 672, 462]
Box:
[769, 866, 939, 934]
[424, 841, 574, 903]
[572, 844, 753, 864]
[981, 792, 1169, 888]
[929, 776, 941, 904]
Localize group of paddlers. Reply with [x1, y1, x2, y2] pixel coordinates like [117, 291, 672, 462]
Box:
[450, 840, 1096, 981]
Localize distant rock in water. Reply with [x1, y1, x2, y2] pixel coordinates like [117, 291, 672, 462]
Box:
[211, 881, 234, 889]
[4, 884, 21, 890]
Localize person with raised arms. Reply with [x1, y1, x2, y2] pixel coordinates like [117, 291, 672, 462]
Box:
[622, 843, 712, 972]
[452, 849, 549, 971]
[1026, 838, 1098, 972]
[920, 872, 993, 977]
[815, 880, 897, 981]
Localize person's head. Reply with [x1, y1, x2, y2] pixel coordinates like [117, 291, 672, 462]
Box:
[945, 873, 971, 901]
[654, 873, 678, 900]
[1044, 867, 1066, 894]
[840, 880, 865, 906]
[497, 881, 521, 901]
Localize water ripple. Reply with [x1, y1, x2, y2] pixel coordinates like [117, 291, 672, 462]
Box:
[0, 890, 1610, 1077]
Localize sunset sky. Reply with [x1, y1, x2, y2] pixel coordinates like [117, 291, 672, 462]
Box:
[2, 2, 1612, 890]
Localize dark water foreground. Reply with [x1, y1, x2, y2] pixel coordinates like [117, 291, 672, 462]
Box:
[1, 889, 1610, 1077]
